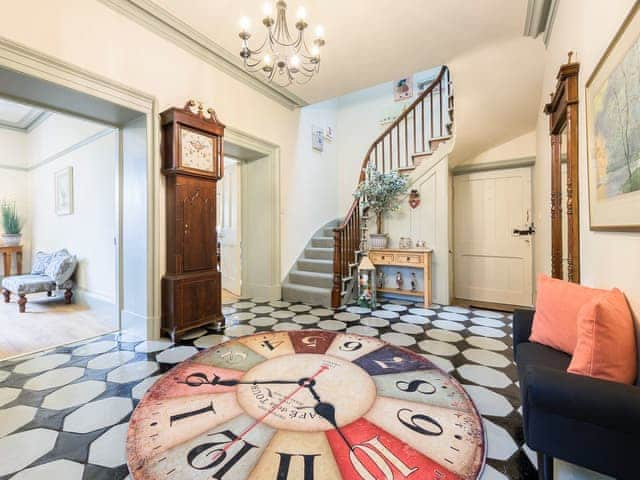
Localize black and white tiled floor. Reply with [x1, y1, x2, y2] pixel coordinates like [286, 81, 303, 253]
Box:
[0, 298, 538, 479]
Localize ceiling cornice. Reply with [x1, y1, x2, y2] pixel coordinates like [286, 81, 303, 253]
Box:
[523, 0, 559, 47]
[0, 111, 52, 133]
[97, 0, 308, 110]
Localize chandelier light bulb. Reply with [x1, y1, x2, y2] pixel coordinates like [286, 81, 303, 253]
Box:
[264, 54, 273, 66]
[239, 16, 251, 32]
[314, 25, 324, 39]
[296, 6, 307, 21]
[262, 2, 273, 17]
[290, 55, 301, 68]
[311, 45, 320, 57]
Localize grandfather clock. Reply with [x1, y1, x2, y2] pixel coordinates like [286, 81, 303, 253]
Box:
[161, 100, 224, 341]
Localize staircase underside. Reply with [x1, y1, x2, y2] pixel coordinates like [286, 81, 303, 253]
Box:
[282, 223, 337, 307]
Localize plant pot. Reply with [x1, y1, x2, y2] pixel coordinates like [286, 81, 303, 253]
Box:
[1, 233, 21, 246]
[369, 233, 389, 249]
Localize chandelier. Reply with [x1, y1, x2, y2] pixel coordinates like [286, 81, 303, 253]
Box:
[238, 1, 325, 87]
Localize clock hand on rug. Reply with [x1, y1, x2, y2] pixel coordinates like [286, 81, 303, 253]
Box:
[181, 372, 302, 387]
[305, 381, 354, 450]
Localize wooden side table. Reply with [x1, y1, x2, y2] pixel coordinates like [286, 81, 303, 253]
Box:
[369, 248, 432, 306]
[0, 245, 23, 277]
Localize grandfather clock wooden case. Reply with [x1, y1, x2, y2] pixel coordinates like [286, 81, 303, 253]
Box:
[161, 103, 224, 341]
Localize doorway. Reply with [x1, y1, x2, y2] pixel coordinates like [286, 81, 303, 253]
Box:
[218, 157, 242, 297]
[453, 167, 534, 307]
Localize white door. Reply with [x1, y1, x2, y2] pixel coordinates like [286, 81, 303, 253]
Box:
[218, 158, 242, 296]
[453, 167, 533, 306]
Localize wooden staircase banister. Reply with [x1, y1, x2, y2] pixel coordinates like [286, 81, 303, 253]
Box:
[331, 65, 452, 308]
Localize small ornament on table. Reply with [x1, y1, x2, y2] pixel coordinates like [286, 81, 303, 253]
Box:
[408, 189, 421, 209]
[358, 256, 377, 309]
[396, 271, 403, 290]
[410, 272, 418, 292]
[377, 270, 385, 289]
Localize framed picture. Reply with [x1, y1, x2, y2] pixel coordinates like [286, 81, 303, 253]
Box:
[324, 125, 334, 143]
[393, 75, 413, 102]
[55, 166, 74, 216]
[586, 2, 640, 231]
[312, 124, 324, 152]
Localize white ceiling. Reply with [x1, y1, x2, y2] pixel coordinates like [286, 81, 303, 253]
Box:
[0, 98, 46, 131]
[150, 0, 532, 104]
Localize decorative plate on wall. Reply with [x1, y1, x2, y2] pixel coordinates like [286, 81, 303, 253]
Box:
[127, 331, 485, 479]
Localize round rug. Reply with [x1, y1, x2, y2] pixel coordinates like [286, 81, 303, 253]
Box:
[127, 330, 485, 479]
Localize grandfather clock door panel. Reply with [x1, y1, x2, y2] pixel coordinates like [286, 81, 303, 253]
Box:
[178, 177, 216, 273]
[161, 101, 225, 342]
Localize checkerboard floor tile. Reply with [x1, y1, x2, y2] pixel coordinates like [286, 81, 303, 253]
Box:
[0, 298, 538, 479]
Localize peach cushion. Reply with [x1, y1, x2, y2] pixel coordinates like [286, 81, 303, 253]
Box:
[529, 274, 607, 354]
[568, 288, 637, 384]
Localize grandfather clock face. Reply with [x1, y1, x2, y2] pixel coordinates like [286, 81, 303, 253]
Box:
[180, 127, 216, 173]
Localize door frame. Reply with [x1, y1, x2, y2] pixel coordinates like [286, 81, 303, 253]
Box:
[451, 161, 536, 308]
[0, 36, 160, 338]
[224, 127, 281, 299]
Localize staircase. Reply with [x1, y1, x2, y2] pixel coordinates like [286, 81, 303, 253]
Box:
[282, 220, 346, 306]
[330, 65, 453, 307]
[282, 66, 453, 308]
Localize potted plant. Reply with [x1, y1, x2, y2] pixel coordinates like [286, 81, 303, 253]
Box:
[1, 200, 23, 246]
[354, 162, 409, 248]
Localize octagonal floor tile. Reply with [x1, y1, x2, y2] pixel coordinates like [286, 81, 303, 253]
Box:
[13, 354, 70, 375]
[317, 320, 347, 331]
[422, 354, 454, 373]
[390, 322, 424, 335]
[42, 380, 106, 410]
[399, 314, 429, 325]
[479, 464, 508, 480]
[0, 387, 20, 407]
[107, 361, 158, 384]
[288, 304, 312, 313]
[431, 320, 466, 331]
[466, 336, 509, 351]
[0, 428, 58, 476]
[462, 349, 510, 368]
[224, 325, 257, 338]
[23, 367, 84, 391]
[360, 317, 390, 328]
[63, 397, 132, 433]
[134, 340, 173, 353]
[418, 340, 460, 357]
[437, 312, 468, 322]
[87, 351, 135, 370]
[426, 329, 463, 343]
[484, 418, 518, 461]
[10, 459, 84, 480]
[194, 334, 228, 349]
[371, 309, 399, 319]
[132, 375, 161, 400]
[346, 325, 379, 337]
[0, 405, 37, 437]
[463, 385, 514, 417]
[292, 314, 319, 325]
[334, 312, 360, 322]
[88, 422, 128, 467]
[156, 346, 198, 364]
[271, 322, 302, 331]
[380, 332, 416, 346]
[458, 365, 512, 389]
[468, 326, 506, 338]
[71, 341, 117, 357]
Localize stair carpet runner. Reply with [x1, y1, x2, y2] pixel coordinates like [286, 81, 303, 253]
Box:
[282, 223, 338, 307]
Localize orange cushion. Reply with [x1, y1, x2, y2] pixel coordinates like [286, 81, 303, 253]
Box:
[529, 274, 607, 354]
[568, 288, 637, 384]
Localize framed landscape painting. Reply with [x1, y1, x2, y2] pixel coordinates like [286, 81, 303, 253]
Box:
[55, 166, 74, 216]
[586, 2, 640, 231]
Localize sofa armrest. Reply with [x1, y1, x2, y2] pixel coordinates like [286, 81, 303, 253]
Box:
[523, 365, 640, 434]
[513, 309, 535, 355]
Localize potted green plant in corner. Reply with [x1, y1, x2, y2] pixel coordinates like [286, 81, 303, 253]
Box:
[1, 200, 23, 246]
[354, 162, 409, 248]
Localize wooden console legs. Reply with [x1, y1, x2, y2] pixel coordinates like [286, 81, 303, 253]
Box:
[64, 288, 73, 304]
[18, 294, 27, 313]
[2, 288, 9, 303]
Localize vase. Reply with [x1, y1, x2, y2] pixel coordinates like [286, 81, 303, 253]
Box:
[1, 233, 21, 246]
[369, 233, 388, 249]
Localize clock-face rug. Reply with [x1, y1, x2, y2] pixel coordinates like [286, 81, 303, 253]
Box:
[127, 331, 486, 479]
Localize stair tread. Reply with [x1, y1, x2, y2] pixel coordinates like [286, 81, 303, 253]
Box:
[314, 236, 334, 241]
[291, 270, 333, 279]
[300, 258, 332, 264]
[282, 283, 332, 293]
[306, 247, 333, 251]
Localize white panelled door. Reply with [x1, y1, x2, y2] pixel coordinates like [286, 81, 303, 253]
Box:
[454, 167, 533, 306]
[218, 158, 242, 296]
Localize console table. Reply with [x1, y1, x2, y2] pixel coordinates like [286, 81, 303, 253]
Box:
[369, 248, 432, 306]
[0, 245, 22, 277]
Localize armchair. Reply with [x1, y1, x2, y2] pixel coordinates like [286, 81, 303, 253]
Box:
[514, 309, 640, 480]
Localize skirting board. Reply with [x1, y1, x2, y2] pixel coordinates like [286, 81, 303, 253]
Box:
[242, 282, 282, 301]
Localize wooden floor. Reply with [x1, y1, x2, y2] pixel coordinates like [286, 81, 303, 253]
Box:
[0, 292, 117, 361]
[222, 289, 239, 304]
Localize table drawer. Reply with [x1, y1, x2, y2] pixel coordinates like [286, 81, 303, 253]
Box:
[395, 253, 424, 265]
[370, 252, 395, 264]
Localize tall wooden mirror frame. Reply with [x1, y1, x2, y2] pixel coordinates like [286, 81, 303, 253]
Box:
[544, 53, 580, 283]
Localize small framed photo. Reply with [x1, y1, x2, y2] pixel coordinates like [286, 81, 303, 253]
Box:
[324, 125, 334, 143]
[312, 125, 324, 152]
[394, 75, 413, 102]
[55, 166, 74, 216]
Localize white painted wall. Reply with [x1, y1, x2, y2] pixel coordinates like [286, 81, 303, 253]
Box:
[335, 68, 442, 213]
[0, 0, 349, 302]
[0, 128, 27, 168]
[534, 0, 640, 324]
[27, 114, 117, 302]
[462, 131, 536, 166]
